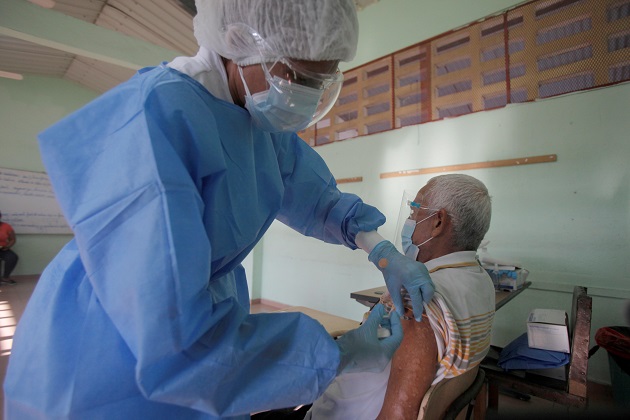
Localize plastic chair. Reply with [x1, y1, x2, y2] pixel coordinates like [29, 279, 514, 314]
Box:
[418, 366, 487, 420]
[482, 286, 592, 411]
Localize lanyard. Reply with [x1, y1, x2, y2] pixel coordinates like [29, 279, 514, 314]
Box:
[428, 261, 480, 273]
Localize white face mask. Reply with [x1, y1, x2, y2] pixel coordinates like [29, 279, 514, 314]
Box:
[245, 77, 322, 132]
[400, 213, 436, 260]
[239, 68, 325, 133]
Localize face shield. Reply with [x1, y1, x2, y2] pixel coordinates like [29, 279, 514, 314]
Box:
[393, 190, 439, 255]
[229, 24, 344, 132]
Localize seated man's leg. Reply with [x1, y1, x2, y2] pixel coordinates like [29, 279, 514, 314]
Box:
[0, 249, 18, 280]
[378, 309, 437, 419]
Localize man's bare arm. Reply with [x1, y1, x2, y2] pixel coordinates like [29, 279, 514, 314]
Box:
[377, 309, 438, 419]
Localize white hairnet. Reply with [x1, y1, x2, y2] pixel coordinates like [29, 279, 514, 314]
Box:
[193, 0, 359, 66]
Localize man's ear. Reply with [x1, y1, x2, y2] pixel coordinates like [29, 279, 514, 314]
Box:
[431, 209, 448, 237]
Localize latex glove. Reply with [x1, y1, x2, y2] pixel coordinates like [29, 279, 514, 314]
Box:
[368, 240, 435, 321]
[336, 304, 402, 374]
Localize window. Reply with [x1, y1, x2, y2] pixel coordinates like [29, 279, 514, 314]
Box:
[366, 120, 391, 134]
[484, 64, 527, 85]
[535, 0, 584, 19]
[438, 103, 473, 118]
[302, 0, 630, 147]
[399, 52, 426, 66]
[436, 34, 470, 54]
[481, 39, 525, 62]
[483, 89, 528, 109]
[399, 72, 422, 87]
[608, 1, 630, 22]
[609, 31, 630, 52]
[365, 102, 390, 117]
[539, 72, 594, 97]
[483, 69, 507, 86]
[342, 76, 358, 87]
[365, 84, 390, 98]
[315, 134, 331, 146]
[481, 15, 524, 37]
[537, 44, 592, 71]
[336, 129, 358, 141]
[609, 61, 630, 82]
[436, 57, 471, 75]
[398, 92, 423, 107]
[338, 93, 358, 106]
[437, 80, 472, 97]
[537, 16, 592, 45]
[336, 110, 358, 123]
[365, 64, 389, 78]
[398, 114, 425, 127]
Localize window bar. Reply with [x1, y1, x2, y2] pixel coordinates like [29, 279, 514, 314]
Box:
[390, 54, 396, 131]
[425, 41, 433, 121]
[504, 12, 512, 104]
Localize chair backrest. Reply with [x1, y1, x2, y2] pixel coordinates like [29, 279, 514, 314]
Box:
[567, 286, 592, 398]
[417, 366, 479, 420]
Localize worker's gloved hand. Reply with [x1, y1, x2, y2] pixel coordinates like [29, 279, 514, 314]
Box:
[368, 240, 435, 321]
[336, 304, 402, 374]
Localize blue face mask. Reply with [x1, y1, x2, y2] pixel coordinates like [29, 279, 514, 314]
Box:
[240, 69, 323, 133]
[401, 213, 436, 260]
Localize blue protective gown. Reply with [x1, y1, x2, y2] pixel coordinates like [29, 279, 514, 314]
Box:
[3, 65, 385, 419]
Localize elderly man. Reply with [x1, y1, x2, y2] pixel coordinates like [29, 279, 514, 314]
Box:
[306, 174, 496, 419]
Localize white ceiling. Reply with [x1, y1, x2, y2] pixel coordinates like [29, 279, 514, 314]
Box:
[1, 0, 198, 92]
[0, 0, 379, 93]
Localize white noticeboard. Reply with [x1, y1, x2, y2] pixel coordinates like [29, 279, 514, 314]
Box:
[0, 167, 72, 235]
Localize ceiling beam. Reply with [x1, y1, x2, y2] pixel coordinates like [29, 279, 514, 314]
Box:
[0, 0, 183, 70]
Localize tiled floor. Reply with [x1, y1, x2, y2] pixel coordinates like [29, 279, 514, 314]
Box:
[0, 276, 625, 419]
[0, 275, 39, 419]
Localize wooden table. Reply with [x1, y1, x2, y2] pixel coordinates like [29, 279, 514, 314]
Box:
[274, 306, 361, 337]
[350, 282, 532, 310]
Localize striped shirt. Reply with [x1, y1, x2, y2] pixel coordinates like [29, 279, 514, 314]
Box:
[423, 252, 495, 383]
[381, 251, 495, 384]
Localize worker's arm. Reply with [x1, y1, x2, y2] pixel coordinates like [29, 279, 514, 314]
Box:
[274, 134, 385, 249]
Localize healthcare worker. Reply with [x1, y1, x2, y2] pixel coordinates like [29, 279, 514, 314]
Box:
[4, 0, 434, 418]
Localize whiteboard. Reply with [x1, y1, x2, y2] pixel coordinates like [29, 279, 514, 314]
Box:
[0, 167, 72, 235]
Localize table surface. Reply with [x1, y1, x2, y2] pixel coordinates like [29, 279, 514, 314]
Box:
[274, 306, 361, 337]
[273, 283, 532, 338]
[350, 282, 532, 310]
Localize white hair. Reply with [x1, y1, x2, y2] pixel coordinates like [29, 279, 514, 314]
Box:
[424, 174, 492, 250]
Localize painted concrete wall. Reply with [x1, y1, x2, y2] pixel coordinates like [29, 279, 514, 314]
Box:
[258, 0, 630, 385]
[2, 0, 627, 385]
[0, 75, 97, 274]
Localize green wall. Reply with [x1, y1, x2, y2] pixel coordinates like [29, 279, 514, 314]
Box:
[258, 0, 630, 385]
[347, 0, 526, 72]
[2, 0, 627, 385]
[0, 75, 97, 274]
